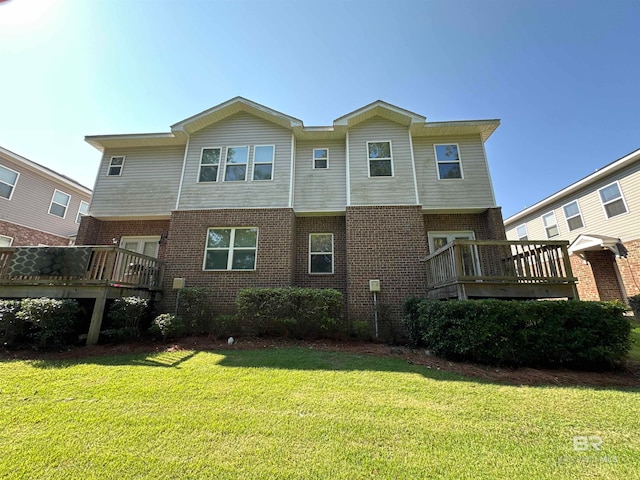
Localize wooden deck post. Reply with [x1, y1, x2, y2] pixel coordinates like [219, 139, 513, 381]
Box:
[87, 289, 108, 346]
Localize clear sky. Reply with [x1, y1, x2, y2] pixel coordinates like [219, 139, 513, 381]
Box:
[1, 0, 639, 219]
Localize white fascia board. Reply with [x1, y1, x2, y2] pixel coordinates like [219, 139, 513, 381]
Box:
[334, 100, 426, 126]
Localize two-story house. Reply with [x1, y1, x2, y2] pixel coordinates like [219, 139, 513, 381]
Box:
[505, 148, 640, 303]
[77, 97, 512, 330]
[0, 146, 92, 247]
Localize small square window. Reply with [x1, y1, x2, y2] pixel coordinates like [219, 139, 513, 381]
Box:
[313, 149, 329, 169]
[49, 190, 70, 218]
[199, 148, 221, 182]
[435, 144, 463, 179]
[516, 224, 528, 240]
[108, 156, 125, 176]
[224, 146, 249, 182]
[598, 182, 628, 218]
[367, 141, 393, 177]
[253, 145, 274, 181]
[542, 211, 559, 238]
[203, 227, 258, 271]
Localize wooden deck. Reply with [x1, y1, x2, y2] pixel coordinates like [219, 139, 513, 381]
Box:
[424, 240, 579, 300]
[0, 246, 165, 344]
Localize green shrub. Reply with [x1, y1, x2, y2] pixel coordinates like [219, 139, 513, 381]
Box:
[0, 300, 23, 346]
[207, 314, 238, 339]
[149, 313, 185, 341]
[629, 294, 640, 318]
[403, 299, 631, 370]
[105, 296, 150, 341]
[236, 288, 344, 338]
[16, 298, 80, 347]
[176, 287, 214, 335]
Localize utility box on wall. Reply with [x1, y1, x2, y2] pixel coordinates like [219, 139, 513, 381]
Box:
[172, 278, 186, 289]
[369, 279, 381, 292]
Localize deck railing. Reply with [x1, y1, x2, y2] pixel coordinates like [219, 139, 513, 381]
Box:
[424, 240, 576, 289]
[0, 246, 165, 290]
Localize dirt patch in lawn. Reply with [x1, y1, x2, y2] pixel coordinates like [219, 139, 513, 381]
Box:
[2, 336, 639, 388]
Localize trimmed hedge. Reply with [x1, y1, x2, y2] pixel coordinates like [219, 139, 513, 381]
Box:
[404, 299, 631, 370]
[236, 287, 344, 338]
[16, 298, 81, 347]
[0, 300, 22, 346]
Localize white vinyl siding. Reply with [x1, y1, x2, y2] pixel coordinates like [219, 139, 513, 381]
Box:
[0, 164, 19, 200]
[252, 145, 274, 181]
[294, 140, 346, 212]
[413, 135, 495, 210]
[76, 200, 89, 224]
[313, 148, 329, 169]
[309, 233, 334, 274]
[542, 211, 559, 238]
[203, 227, 258, 271]
[108, 156, 125, 176]
[179, 112, 292, 209]
[598, 181, 628, 218]
[91, 145, 184, 218]
[48, 190, 70, 218]
[562, 200, 584, 231]
[198, 148, 221, 182]
[434, 143, 463, 179]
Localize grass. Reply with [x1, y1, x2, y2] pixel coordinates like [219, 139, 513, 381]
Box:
[0, 347, 638, 479]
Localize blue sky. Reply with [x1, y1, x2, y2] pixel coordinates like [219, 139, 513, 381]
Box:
[1, 0, 639, 219]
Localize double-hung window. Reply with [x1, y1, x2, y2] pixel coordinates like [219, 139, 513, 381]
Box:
[542, 211, 559, 238]
[367, 141, 393, 177]
[435, 144, 463, 179]
[598, 182, 628, 218]
[49, 190, 70, 218]
[76, 201, 89, 224]
[0, 164, 19, 200]
[0, 235, 13, 247]
[313, 148, 328, 169]
[516, 224, 528, 240]
[204, 227, 258, 271]
[224, 146, 249, 181]
[253, 145, 274, 180]
[108, 156, 125, 176]
[309, 233, 334, 274]
[562, 200, 584, 231]
[199, 148, 221, 182]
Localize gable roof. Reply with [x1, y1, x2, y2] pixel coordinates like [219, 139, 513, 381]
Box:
[333, 100, 426, 127]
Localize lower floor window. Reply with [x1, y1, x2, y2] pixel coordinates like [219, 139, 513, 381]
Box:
[0, 235, 13, 247]
[309, 233, 334, 274]
[204, 227, 258, 271]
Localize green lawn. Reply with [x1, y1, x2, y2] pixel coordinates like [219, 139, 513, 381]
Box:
[1, 347, 638, 479]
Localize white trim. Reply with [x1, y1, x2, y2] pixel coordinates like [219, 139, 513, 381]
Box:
[561, 199, 585, 232]
[434, 143, 464, 180]
[345, 131, 351, 206]
[541, 211, 559, 238]
[309, 233, 334, 274]
[76, 200, 90, 224]
[0, 163, 20, 201]
[289, 134, 295, 208]
[175, 136, 190, 210]
[120, 235, 161, 258]
[0, 235, 13, 247]
[223, 146, 249, 182]
[598, 180, 629, 219]
[366, 140, 394, 178]
[107, 156, 125, 176]
[312, 148, 329, 170]
[197, 147, 222, 183]
[202, 227, 259, 271]
[48, 189, 71, 219]
[407, 131, 419, 204]
[427, 230, 475, 252]
[515, 223, 528, 240]
[252, 144, 275, 181]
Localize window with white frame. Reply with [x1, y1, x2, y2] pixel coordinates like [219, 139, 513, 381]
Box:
[253, 145, 274, 180]
[0, 235, 13, 247]
[434, 144, 463, 179]
[542, 211, 559, 238]
[562, 200, 584, 231]
[198, 148, 221, 182]
[516, 224, 528, 240]
[313, 148, 329, 169]
[120, 236, 160, 258]
[428, 231, 480, 276]
[224, 146, 249, 181]
[309, 233, 334, 274]
[203, 227, 258, 271]
[48, 190, 70, 218]
[76, 200, 89, 224]
[598, 181, 628, 218]
[108, 156, 125, 176]
[0, 164, 19, 200]
[367, 141, 393, 177]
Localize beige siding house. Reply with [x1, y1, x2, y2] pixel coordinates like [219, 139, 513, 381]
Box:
[505, 148, 640, 302]
[0, 146, 92, 246]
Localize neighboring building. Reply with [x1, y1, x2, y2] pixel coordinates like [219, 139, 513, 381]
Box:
[0, 146, 92, 247]
[505, 148, 640, 303]
[77, 97, 509, 331]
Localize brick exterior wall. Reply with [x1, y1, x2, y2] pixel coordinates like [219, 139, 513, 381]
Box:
[0, 219, 70, 246]
[617, 238, 640, 299]
[160, 209, 296, 314]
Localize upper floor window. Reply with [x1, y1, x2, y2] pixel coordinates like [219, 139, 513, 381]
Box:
[516, 224, 528, 240]
[0, 164, 19, 200]
[435, 144, 463, 179]
[542, 211, 559, 238]
[598, 181, 628, 218]
[367, 141, 393, 177]
[49, 190, 70, 218]
[198, 148, 221, 182]
[309, 233, 334, 274]
[253, 145, 274, 181]
[313, 148, 329, 169]
[562, 200, 584, 231]
[224, 146, 249, 182]
[76, 201, 89, 224]
[0, 235, 13, 247]
[108, 156, 125, 176]
[203, 227, 258, 271]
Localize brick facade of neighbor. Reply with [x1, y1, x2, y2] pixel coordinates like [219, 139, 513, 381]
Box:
[160, 208, 296, 314]
[345, 206, 429, 336]
[0, 219, 70, 246]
